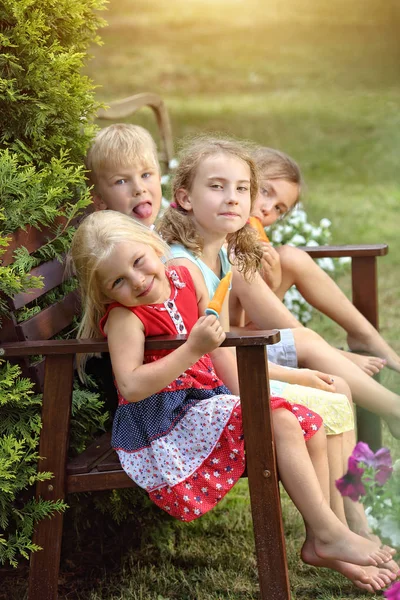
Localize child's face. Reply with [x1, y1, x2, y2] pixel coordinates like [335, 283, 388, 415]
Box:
[252, 178, 299, 227]
[93, 161, 162, 227]
[179, 153, 251, 239]
[97, 240, 168, 308]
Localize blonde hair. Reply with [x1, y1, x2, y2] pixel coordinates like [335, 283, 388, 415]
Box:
[69, 210, 170, 378]
[85, 123, 160, 186]
[158, 136, 262, 280]
[253, 146, 303, 211]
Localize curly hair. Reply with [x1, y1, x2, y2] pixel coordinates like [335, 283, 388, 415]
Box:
[158, 136, 263, 280]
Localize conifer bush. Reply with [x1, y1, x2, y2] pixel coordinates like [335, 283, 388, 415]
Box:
[0, 0, 106, 567]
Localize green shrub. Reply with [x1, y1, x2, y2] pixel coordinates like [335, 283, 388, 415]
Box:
[0, 0, 106, 566]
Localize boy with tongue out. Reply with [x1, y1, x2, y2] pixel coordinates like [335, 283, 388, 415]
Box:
[85, 123, 162, 227]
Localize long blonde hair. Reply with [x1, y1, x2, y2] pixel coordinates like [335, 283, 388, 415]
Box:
[158, 136, 262, 280]
[69, 210, 170, 377]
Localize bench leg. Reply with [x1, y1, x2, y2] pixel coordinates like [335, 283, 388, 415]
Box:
[28, 354, 74, 600]
[352, 257, 382, 449]
[236, 345, 291, 600]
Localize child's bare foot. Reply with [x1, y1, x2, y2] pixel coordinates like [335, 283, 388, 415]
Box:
[308, 526, 395, 566]
[340, 349, 386, 376]
[347, 332, 400, 374]
[301, 543, 398, 592]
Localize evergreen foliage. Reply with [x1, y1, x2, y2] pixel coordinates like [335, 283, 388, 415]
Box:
[0, 0, 106, 566]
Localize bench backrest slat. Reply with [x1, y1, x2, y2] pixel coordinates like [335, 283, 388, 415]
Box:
[16, 291, 80, 341]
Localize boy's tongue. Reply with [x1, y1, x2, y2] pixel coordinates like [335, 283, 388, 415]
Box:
[133, 203, 152, 219]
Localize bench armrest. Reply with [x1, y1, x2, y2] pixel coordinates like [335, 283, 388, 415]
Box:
[0, 330, 281, 358]
[297, 243, 388, 258]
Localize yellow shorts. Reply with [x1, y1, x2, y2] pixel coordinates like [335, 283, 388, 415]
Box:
[279, 383, 354, 435]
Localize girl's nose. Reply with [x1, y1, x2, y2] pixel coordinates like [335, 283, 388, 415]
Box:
[130, 273, 145, 290]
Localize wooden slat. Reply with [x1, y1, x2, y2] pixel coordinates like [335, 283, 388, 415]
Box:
[67, 432, 113, 475]
[11, 259, 67, 310]
[16, 291, 80, 341]
[236, 345, 290, 599]
[28, 354, 74, 600]
[96, 450, 121, 471]
[299, 243, 388, 258]
[0, 329, 281, 357]
[67, 469, 137, 493]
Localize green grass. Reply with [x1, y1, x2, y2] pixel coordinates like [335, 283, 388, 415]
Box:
[6, 1, 400, 598]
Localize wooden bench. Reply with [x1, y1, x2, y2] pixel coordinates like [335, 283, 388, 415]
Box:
[0, 224, 288, 599]
[0, 93, 388, 599]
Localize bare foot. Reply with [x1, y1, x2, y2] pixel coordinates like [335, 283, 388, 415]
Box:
[347, 332, 400, 374]
[340, 349, 386, 376]
[311, 527, 395, 566]
[301, 543, 397, 592]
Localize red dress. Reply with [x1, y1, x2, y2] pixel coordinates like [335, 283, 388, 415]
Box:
[100, 267, 323, 522]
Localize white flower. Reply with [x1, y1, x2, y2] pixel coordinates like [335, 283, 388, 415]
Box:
[320, 218, 332, 228]
[161, 174, 170, 185]
[270, 230, 283, 243]
[338, 256, 351, 266]
[316, 257, 335, 272]
[288, 234, 306, 246]
[306, 239, 319, 247]
[169, 158, 179, 169]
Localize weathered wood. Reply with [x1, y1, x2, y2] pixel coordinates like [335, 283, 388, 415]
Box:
[351, 256, 382, 449]
[11, 259, 66, 310]
[67, 432, 113, 475]
[236, 345, 290, 600]
[16, 291, 80, 341]
[300, 243, 388, 258]
[0, 330, 281, 357]
[28, 354, 74, 600]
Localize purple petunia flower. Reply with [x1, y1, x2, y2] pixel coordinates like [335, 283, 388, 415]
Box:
[384, 580, 400, 599]
[335, 456, 366, 501]
[352, 442, 393, 486]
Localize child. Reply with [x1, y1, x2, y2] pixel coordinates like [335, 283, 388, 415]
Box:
[70, 210, 395, 592]
[85, 123, 162, 228]
[251, 146, 400, 375]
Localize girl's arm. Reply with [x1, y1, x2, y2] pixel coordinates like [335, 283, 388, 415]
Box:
[106, 305, 225, 403]
[230, 266, 301, 329]
[168, 258, 240, 394]
[268, 361, 336, 392]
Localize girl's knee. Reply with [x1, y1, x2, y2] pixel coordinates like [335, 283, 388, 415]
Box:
[272, 407, 300, 434]
[333, 375, 352, 403]
[277, 245, 310, 271]
[307, 426, 327, 452]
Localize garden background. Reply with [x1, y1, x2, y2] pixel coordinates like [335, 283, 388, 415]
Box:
[3, 0, 400, 598]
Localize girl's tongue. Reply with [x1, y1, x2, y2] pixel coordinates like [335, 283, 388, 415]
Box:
[133, 202, 152, 219]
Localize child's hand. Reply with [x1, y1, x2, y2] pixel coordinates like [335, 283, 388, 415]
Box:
[187, 315, 226, 357]
[291, 368, 336, 392]
[260, 241, 282, 291]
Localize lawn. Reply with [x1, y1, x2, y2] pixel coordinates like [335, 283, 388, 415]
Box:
[7, 1, 400, 598]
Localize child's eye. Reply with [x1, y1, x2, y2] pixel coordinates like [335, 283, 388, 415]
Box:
[261, 187, 270, 196]
[115, 179, 126, 185]
[133, 257, 142, 267]
[238, 186, 249, 192]
[142, 172, 151, 179]
[112, 277, 123, 288]
[210, 183, 222, 189]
